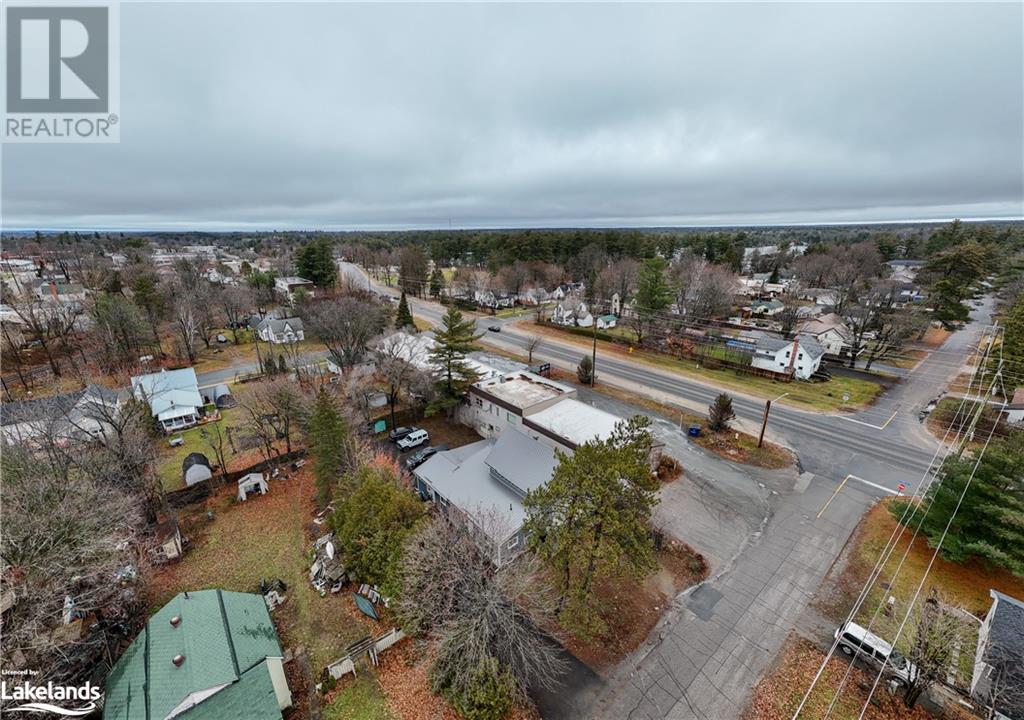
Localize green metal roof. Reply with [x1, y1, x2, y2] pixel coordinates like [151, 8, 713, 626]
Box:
[104, 590, 283, 720]
[178, 660, 281, 720]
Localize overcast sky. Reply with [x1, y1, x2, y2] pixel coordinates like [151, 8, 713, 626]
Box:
[2, 2, 1022, 231]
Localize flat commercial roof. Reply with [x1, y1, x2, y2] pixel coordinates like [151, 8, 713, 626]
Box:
[472, 372, 574, 411]
[525, 399, 621, 449]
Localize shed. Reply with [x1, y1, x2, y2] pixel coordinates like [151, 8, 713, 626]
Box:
[238, 472, 269, 502]
[182, 453, 213, 487]
[213, 384, 237, 409]
[151, 519, 184, 563]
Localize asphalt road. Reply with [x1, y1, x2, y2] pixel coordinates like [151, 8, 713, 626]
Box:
[338, 262, 994, 719]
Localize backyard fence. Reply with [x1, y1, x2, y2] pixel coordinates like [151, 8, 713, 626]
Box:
[325, 628, 406, 681]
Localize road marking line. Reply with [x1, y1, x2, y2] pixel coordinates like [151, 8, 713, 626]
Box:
[839, 410, 898, 430]
[817, 474, 901, 518]
[847, 474, 900, 494]
[817, 474, 851, 518]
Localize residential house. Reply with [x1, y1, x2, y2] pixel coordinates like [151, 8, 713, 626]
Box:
[518, 287, 550, 306]
[413, 429, 560, 566]
[610, 292, 622, 316]
[103, 589, 292, 720]
[131, 368, 205, 432]
[750, 335, 825, 380]
[596, 314, 617, 330]
[250, 316, 305, 344]
[886, 260, 926, 284]
[971, 590, 1024, 720]
[748, 299, 785, 317]
[35, 280, 88, 304]
[552, 299, 592, 328]
[474, 289, 516, 309]
[796, 288, 839, 307]
[1, 383, 120, 445]
[1004, 388, 1024, 426]
[274, 276, 315, 303]
[797, 313, 853, 358]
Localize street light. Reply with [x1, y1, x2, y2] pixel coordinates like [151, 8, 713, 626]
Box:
[758, 392, 790, 448]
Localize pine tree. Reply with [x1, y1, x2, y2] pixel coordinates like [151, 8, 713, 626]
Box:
[890, 433, 1024, 575]
[428, 306, 482, 414]
[707, 393, 736, 432]
[396, 292, 415, 330]
[307, 390, 350, 506]
[429, 267, 445, 298]
[576, 354, 594, 384]
[294, 237, 337, 287]
[524, 416, 657, 636]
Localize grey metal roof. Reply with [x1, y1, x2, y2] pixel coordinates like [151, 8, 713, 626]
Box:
[484, 428, 560, 496]
[985, 590, 1024, 719]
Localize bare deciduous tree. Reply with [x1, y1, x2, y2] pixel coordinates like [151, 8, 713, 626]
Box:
[302, 297, 387, 373]
[395, 516, 566, 702]
[525, 334, 544, 363]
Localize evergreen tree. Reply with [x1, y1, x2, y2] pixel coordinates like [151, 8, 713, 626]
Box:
[294, 237, 336, 286]
[524, 416, 657, 636]
[429, 267, 445, 298]
[307, 390, 350, 505]
[707, 393, 736, 431]
[396, 291, 415, 330]
[428, 307, 482, 414]
[332, 462, 426, 593]
[629, 256, 672, 344]
[576, 354, 594, 384]
[890, 433, 1024, 575]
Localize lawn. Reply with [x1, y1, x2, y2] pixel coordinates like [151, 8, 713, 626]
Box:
[516, 322, 883, 412]
[149, 468, 380, 672]
[322, 676, 395, 720]
[815, 500, 1024, 690]
[155, 405, 253, 492]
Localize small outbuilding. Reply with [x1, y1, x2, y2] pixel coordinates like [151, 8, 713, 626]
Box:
[151, 519, 184, 563]
[238, 472, 269, 502]
[213, 383, 237, 409]
[182, 452, 213, 487]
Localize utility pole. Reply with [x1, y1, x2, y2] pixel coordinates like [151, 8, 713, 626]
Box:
[758, 392, 789, 448]
[591, 305, 598, 387]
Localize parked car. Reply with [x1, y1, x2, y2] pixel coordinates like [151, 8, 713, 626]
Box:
[388, 426, 417, 443]
[404, 444, 450, 471]
[397, 429, 429, 451]
[834, 621, 918, 686]
[488, 325, 501, 332]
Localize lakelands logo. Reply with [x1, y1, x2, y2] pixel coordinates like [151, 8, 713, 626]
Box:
[2, 0, 120, 143]
[1, 678, 102, 716]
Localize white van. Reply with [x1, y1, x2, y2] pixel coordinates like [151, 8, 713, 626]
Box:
[397, 429, 429, 451]
[834, 621, 919, 686]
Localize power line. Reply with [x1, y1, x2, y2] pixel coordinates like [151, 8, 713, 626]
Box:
[790, 325, 999, 720]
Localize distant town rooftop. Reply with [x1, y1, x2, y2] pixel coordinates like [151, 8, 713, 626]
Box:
[472, 371, 574, 411]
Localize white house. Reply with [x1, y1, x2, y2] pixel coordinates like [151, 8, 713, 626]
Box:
[797, 313, 853, 358]
[596, 314, 617, 330]
[131, 367, 205, 432]
[519, 287, 550, 306]
[274, 276, 315, 302]
[251, 316, 305, 344]
[748, 299, 785, 317]
[750, 335, 825, 380]
[35, 281, 88, 304]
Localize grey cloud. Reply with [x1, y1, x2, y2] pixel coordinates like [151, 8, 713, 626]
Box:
[2, 2, 1022, 230]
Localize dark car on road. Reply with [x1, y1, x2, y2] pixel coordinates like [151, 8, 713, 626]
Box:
[404, 444, 449, 471]
[388, 426, 417, 443]
[488, 325, 501, 332]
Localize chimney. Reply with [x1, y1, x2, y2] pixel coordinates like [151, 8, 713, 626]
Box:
[788, 337, 799, 372]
